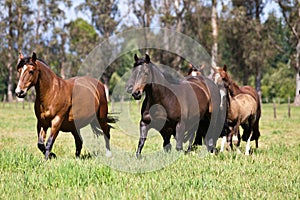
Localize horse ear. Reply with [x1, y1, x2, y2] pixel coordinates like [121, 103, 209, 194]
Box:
[223, 64, 227, 72]
[145, 54, 150, 63]
[134, 54, 139, 62]
[32, 52, 37, 63]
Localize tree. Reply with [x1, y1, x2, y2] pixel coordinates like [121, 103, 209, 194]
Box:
[76, 0, 120, 100]
[277, 0, 300, 105]
[211, 0, 218, 65]
[68, 18, 99, 76]
[220, 0, 267, 102]
[1, 0, 33, 102]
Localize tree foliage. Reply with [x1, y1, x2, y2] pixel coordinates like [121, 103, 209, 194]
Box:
[0, 0, 298, 103]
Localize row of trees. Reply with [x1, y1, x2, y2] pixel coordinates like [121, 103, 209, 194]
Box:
[0, 0, 299, 103]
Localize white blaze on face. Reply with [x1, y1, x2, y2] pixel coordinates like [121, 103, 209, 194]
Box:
[214, 72, 221, 83]
[191, 71, 197, 76]
[15, 65, 28, 94]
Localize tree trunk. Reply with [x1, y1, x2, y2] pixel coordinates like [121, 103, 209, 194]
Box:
[7, 2, 14, 102]
[294, 28, 300, 105]
[211, 0, 218, 66]
[256, 65, 262, 104]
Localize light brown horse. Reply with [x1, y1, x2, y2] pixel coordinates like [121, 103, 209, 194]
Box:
[15, 52, 113, 159]
[212, 65, 261, 155]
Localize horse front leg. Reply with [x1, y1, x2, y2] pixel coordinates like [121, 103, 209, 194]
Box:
[37, 121, 47, 155]
[136, 120, 150, 158]
[45, 116, 63, 160]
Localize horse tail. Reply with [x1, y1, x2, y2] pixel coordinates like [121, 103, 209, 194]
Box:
[91, 113, 118, 137]
[106, 112, 119, 126]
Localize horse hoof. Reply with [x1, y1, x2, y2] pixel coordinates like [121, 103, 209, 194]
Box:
[106, 150, 112, 158]
[136, 153, 142, 159]
[49, 152, 57, 159]
[163, 144, 172, 152]
[176, 147, 183, 151]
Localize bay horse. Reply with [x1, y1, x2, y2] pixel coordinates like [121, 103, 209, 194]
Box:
[126, 54, 220, 157]
[212, 65, 261, 155]
[15, 52, 113, 159]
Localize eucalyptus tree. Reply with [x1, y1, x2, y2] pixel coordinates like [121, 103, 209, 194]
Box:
[277, 0, 300, 104]
[76, 0, 120, 99]
[0, 0, 33, 102]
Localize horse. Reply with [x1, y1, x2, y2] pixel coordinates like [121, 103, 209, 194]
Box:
[187, 64, 205, 77]
[126, 54, 221, 158]
[15, 52, 114, 159]
[212, 65, 261, 155]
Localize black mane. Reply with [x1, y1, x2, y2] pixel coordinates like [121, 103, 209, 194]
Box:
[17, 57, 49, 70]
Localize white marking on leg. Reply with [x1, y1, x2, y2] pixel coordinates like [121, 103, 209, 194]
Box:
[106, 149, 112, 157]
[245, 134, 252, 156]
[220, 136, 226, 152]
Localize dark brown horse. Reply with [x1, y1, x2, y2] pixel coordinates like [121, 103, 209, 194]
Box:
[15, 52, 113, 159]
[126, 54, 221, 157]
[212, 65, 261, 155]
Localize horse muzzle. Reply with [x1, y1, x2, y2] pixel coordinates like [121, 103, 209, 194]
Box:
[15, 88, 27, 98]
[126, 85, 133, 94]
[132, 90, 142, 100]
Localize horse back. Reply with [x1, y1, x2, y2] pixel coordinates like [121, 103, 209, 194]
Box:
[65, 76, 108, 129]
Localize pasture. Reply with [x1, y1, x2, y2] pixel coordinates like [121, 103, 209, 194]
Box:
[0, 102, 299, 199]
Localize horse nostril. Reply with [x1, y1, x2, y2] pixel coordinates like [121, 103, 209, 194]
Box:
[132, 90, 141, 99]
[16, 89, 25, 98]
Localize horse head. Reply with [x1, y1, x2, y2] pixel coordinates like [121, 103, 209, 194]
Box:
[15, 52, 39, 98]
[126, 54, 152, 100]
[212, 65, 230, 87]
[188, 63, 205, 76]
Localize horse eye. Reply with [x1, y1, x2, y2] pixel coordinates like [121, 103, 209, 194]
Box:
[29, 70, 34, 75]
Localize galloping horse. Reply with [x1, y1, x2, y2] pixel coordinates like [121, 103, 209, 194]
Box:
[15, 52, 113, 159]
[212, 65, 261, 155]
[126, 54, 219, 157]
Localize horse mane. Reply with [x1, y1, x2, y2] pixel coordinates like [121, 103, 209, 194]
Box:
[37, 58, 50, 68]
[227, 77, 242, 96]
[17, 56, 50, 70]
[150, 63, 182, 85]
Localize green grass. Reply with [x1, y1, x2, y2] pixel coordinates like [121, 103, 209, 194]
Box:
[0, 102, 299, 199]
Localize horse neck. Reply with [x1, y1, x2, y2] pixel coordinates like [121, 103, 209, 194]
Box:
[147, 64, 171, 103]
[35, 61, 62, 101]
[228, 78, 242, 96]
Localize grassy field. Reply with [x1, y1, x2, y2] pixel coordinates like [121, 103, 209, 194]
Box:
[0, 101, 299, 199]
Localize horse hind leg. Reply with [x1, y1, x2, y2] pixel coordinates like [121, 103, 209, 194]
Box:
[91, 120, 112, 157]
[71, 130, 83, 158]
[253, 119, 260, 149]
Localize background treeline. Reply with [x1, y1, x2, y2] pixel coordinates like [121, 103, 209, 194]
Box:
[0, 0, 299, 104]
